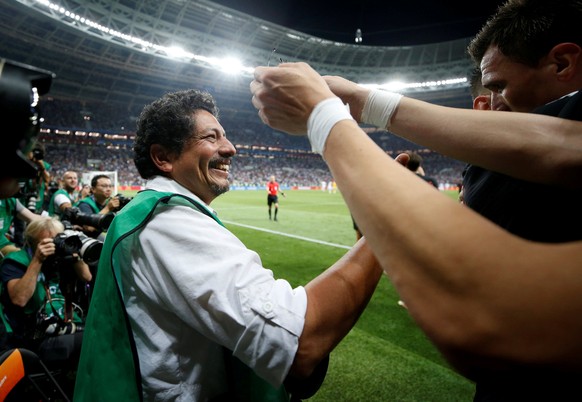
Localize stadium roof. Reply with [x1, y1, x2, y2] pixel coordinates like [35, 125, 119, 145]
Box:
[210, 0, 503, 47]
[0, 0, 502, 121]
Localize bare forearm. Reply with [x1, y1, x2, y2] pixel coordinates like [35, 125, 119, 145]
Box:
[74, 260, 93, 282]
[18, 208, 40, 223]
[323, 76, 582, 188]
[41, 169, 50, 184]
[9, 260, 42, 307]
[390, 98, 582, 188]
[292, 238, 382, 376]
[251, 63, 582, 375]
[251, 63, 582, 374]
[323, 120, 582, 373]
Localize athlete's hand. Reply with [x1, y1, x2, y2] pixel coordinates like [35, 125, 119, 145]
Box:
[324, 75, 370, 123]
[251, 62, 335, 135]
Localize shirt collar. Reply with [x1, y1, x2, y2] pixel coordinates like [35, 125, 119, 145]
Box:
[145, 176, 217, 215]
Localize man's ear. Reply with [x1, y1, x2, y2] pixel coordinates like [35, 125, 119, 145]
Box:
[473, 94, 491, 111]
[150, 144, 174, 173]
[549, 42, 582, 79]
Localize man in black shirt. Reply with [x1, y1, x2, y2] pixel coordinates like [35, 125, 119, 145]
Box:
[461, 1, 582, 399]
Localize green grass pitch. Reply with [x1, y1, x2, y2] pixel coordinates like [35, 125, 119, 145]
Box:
[124, 188, 474, 400]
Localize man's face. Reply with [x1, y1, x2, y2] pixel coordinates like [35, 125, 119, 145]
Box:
[63, 172, 78, 192]
[168, 110, 236, 204]
[481, 45, 561, 113]
[63, 172, 78, 193]
[92, 178, 113, 202]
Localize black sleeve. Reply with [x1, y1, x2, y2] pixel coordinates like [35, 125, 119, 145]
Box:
[0, 260, 26, 285]
[77, 201, 93, 214]
[533, 90, 582, 121]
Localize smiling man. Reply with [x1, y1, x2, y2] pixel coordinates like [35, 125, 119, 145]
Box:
[74, 89, 383, 401]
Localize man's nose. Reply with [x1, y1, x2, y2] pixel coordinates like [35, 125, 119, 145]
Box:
[220, 138, 237, 156]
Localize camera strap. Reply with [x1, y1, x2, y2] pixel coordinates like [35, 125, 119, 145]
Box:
[43, 283, 72, 324]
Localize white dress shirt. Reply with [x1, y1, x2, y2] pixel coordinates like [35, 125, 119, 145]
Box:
[118, 176, 307, 401]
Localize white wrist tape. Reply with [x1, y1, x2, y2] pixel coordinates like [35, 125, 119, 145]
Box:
[307, 97, 354, 155]
[361, 89, 403, 129]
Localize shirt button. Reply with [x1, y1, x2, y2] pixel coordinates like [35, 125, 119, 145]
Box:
[263, 302, 273, 312]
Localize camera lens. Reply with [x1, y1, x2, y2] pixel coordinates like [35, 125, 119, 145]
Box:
[79, 237, 103, 266]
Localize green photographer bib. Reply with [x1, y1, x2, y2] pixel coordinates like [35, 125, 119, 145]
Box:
[75, 190, 289, 402]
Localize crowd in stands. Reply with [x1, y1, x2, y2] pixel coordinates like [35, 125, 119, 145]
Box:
[42, 97, 139, 133]
[39, 97, 466, 189]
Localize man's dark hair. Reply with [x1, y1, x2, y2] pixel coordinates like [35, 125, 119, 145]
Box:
[133, 89, 219, 179]
[406, 152, 423, 172]
[468, 0, 582, 67]
[91, 174, 111, 188]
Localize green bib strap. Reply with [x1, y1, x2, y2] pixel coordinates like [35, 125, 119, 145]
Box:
[48, 189, 73, 217]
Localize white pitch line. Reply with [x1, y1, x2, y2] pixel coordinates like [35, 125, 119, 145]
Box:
[222, 220, 352, 250]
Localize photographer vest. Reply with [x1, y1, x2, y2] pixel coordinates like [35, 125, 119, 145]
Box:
[74, 190, 289, 402]
[76, 196, 100, 213]
[0, 198, 17, 250]
[48, 189, 74, 218]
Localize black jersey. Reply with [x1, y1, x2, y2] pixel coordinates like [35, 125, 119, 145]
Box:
[463, 91, 582, 401]
[463, 91, 582, 243]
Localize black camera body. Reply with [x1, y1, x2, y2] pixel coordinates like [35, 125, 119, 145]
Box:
[0, 58, 54, 179]
[116, 194, 134, 209]
[53, 226, 103, 267]
[62, 206, 114, 232]
[46, 180, 59, 199]
[32, 147, 45, 161]
[15, 182, 39, 213]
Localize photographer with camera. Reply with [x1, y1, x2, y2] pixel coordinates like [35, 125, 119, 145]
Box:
[47, 171, 79, 220]
[26, 142, 51, 213]
[17, 142, 51, 215]
[12, 142, 52, 248]
[76, 175, 120, 239]
[0, 197, 42, 260]
[0, 217, 91, 387]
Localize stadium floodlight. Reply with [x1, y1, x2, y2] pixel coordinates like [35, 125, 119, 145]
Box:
[193, 55, 253, 75]
[164, 46, 194, 60]
[360, 77, 468, 93]
[219, 57, 250, 75]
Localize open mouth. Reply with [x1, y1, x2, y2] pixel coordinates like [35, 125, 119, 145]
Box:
[209, 161, 230, 175]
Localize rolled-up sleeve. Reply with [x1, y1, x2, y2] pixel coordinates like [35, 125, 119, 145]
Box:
[134, 203, 307, 386]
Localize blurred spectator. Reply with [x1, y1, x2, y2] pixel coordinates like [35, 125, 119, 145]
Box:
[406, 152, 439, 187]
[0, 198, 42, 259]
